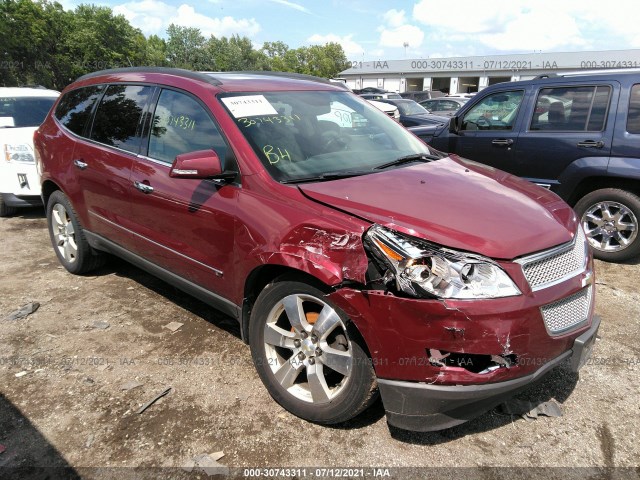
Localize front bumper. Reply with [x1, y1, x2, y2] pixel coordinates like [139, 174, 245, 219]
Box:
[378, 315, 600, 431]
[1, 192, 42, 207]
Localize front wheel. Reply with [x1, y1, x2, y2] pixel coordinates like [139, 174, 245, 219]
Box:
[574, 188, 640, 262]
[249, 279, 378, 424]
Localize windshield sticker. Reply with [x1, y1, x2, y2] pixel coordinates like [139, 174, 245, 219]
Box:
[221, 95, 278, 118]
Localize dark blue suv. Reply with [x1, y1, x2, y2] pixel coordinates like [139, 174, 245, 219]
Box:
[410, 71, 640, 262]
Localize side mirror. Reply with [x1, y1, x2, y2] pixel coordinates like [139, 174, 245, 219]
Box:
[169, 149, 234, 180]
[449, 116, 460, 134]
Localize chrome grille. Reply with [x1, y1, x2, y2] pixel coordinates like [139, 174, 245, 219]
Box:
[541, 286, 592, 335]
[519, 228, 587, 291]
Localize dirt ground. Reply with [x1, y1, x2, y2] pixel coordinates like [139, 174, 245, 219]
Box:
[1, 209, 639, 480]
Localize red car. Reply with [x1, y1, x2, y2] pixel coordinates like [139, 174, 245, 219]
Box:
[34, 68, 599, 432]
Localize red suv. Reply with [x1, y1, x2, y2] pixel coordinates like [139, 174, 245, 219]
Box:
[34, 68, 599, 432]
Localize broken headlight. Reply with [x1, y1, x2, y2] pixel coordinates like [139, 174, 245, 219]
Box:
[365, 225, 521, 299]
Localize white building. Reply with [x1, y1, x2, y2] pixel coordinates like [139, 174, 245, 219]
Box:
[339, 49, 640, 94]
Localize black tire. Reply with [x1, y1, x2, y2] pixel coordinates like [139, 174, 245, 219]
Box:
[46, 190, 105, 274]
[249, 278, 378, 424]
[0, 194, 17, 217]
[574, 188, 640, 262]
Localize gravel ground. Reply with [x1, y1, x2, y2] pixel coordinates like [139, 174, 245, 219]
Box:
[0, 209, 638, 480]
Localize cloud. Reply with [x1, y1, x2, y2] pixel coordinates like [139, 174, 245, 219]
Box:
[377, 8, 424, 50]
[378, 24, 424, 49]
[268, 0, 311, 14]
[307, 33, 364, 57]
[382, 9, 406, 28]
[412, 0, 640, 52]
[113, 1, 260, 38]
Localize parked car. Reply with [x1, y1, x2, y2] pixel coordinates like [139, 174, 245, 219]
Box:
[419, 97, 468, 116]
[375, 98, 450, 127]
[409, 70, 640, 262]
[0, 87, 59, 216]
[35, 68, 598, 432]
[359, 92, 403, 100]
[367, 99, 400, 122]
[400, 91, 444, 102]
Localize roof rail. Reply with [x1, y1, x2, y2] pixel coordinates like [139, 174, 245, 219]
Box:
[76, 67, 223, 86]
[203, 70, 349, 90]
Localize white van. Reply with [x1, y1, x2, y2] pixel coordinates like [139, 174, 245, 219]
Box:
[0, 87, 59, 216]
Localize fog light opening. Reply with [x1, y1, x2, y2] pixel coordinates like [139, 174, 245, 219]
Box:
[427, 349, 518, 374]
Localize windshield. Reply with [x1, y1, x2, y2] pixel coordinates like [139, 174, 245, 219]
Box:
[219, 91, 432, 183]
[397, 101, 429, 116]
[0, 96, 57, 128]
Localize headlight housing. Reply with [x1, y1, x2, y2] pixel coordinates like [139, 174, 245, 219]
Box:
[4, 144, 35, 163]
[365, 225, 521, 299]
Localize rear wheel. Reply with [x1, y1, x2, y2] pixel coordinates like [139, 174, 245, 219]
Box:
[249, 279, 378, 424]
[574, 188, 640, 262]
[0, 194, 17, 217]
[46, 190, 105, 274]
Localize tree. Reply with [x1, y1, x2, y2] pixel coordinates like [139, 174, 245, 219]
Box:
[165, 24, 209, 70]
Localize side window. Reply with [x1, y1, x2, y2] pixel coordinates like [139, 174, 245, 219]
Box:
[627, 84, 640, 134]
[530, 86, 611, 132]
[422, 100, 437, 111]
[55, 85, 104, 136]
[148, 89, 228, 165]
[90, 84, 153, 153]
[461, 91, 524, 131]
[440, 100, 459, 112]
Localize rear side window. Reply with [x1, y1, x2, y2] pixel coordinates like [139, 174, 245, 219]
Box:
[147, 89, 228, 164]
[530, 85, 611, 132]
[55, 86, 104, 135]
[627, 84, 640, 134]
[90, 84, 153, 153]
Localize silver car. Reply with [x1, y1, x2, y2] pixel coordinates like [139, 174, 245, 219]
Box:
[419, 97, 468, 116]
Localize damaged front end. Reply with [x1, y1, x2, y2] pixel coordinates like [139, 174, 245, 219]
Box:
[321, 223, 598, 431]
[363, 224, 521, 300]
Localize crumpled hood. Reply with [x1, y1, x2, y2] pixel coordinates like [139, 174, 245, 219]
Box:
[299, 156, 578, 260]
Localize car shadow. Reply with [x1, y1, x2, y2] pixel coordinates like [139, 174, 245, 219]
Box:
[387, 364, 579, 444]
[0, 393, 80, 479]
[95, 257, 242, 338]
[12, 207, 45, 219]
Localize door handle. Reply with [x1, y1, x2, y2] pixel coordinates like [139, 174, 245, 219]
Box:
[577, 140, 604, 148]
[134, 181, 154, 194]
[491, 139, 514, 147]
[73, 159, 88, 170]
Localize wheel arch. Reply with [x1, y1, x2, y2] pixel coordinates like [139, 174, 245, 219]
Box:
[567, 176, 640, 206]
[240, 264, 370, 357]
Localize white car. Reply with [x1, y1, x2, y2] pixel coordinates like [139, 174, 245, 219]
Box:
[367, 99, 400, 122]
[0, 87, 59, 216]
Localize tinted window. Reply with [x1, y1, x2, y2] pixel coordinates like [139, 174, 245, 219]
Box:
[462, 90, 524, 131]
[627, 84, 640, 134]
[90, 85, 153, 153]
[55, 86, 104, 135]
[148, 89, 228, 164]
[0, 96, 57, 128]
[530, 85, 611, 132]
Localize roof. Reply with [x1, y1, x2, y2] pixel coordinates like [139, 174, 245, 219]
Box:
[72, 67, 349, 93]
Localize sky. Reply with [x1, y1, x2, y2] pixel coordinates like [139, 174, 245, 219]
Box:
[58, 0, 640, 61]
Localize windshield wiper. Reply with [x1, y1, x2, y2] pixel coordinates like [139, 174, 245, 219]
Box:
[281, 170, 373, 184]
[374, 153, 442, 170]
